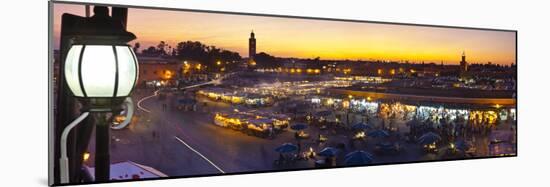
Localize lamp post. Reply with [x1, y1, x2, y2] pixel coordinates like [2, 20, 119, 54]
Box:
[347, 95, 353, 127]
[59, 6, 138, 183]
[63, 43, 138, 182]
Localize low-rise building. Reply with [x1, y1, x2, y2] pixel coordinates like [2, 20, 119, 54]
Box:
[137, 56, 182, 88]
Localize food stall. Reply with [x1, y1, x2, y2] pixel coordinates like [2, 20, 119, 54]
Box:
[213, 113, 229, 127]
[246, 119, 274, 138]
[244, 94, 274, 107]
[270, 114, 290, 131]
[213, 113, 248, 130]
[231, 94, 245, 104]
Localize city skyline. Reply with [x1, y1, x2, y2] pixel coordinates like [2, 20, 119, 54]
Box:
[53, 4, 516, 65]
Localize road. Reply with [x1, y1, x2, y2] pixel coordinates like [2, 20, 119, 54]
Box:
[89, 90, 316, 177]
[85, 75, 314, 177]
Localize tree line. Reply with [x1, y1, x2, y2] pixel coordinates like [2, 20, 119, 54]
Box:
[133, 41, 242, 68]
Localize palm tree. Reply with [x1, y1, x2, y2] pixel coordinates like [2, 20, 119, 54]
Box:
[157, 41, 167, 55]
[133, 42, 140, 54]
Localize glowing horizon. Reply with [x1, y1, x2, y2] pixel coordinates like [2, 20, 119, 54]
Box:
[53, 4, 516, 65]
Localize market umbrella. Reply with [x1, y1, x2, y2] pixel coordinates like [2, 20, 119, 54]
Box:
[275, 143, 298, 153]
[318, 147, 339, 157]
[452, 140, 469, 151]
[418, 132, 442, 145]
[344, 150, 374, 165]
[290, 123, 308, 131]
[368, 129, 390, 138]
[351, 122, 373, 131]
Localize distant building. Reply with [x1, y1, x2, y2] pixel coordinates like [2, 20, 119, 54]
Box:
[283, 61, 307, 69]
[137, 56, 182, 88]
[248, 30, 256, 65]
[460, 51, 469, 75]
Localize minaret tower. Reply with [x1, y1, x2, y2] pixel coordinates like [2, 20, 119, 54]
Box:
[460, 51, 468, 72]
[459, 51, 469, 79]
[249, 30, 256, 62]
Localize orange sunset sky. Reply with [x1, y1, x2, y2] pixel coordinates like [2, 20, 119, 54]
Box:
[53, 3, 516, 65]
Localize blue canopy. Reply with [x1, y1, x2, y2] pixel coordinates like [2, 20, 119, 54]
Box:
[275, 143, 298, 153]
[318, 147, 339, 157]
[453, 140, 469, 151]
[345, 150, 374, 165]
[290, 123, 308, 130]
[368, 129, 390, 138]
[418, 132, 441, 145]
[351, 122, 373, 130]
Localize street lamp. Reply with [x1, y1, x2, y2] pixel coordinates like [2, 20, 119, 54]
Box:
[66, 44, 137, 178]
[60, 43, 138, 183]
[64, 44, 138, 104]
[58, 6, 138, 183]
